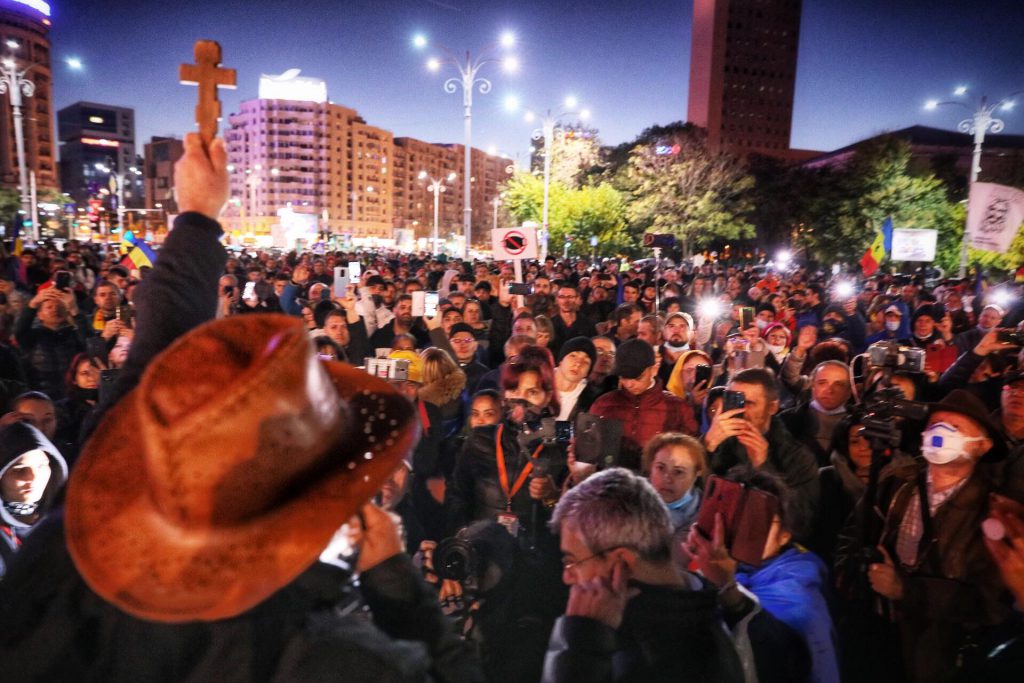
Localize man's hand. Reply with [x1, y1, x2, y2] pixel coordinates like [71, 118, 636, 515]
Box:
[529, 474, 557, 502]
[984, 494, 1024, 607]
[100, 319, 123, 340]
[868, 546, 904, 600]
[686, 513, 738, 589]
[975, 329, 1017, 357]
[736, 421, 770, 468]
[691, 379, 710, 407]
[174, 133, 229, 220]
[842, 299, 857, 317]
[28, 288, 55, 309]
[703, 407, 745, 452]
[796, 325, 818, 352]
[353, 502, 404, 574]
[565, 560, 637, 630]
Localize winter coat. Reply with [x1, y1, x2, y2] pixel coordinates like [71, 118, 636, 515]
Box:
[418, 367, 467, 439]
[875, 462, 1018, 682]
[13, 307, 88, 400]
[0, 421, 68, 579]
[589, 381, 698, 471]
[709, 417, 821, 541]
[736, 546, 840, 683]
[541, 576, 745, 683]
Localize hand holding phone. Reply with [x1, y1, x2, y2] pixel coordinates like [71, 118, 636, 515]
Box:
[333, 267, 350, 299]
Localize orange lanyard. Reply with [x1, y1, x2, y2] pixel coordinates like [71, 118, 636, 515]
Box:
[495, 424, 544, 510]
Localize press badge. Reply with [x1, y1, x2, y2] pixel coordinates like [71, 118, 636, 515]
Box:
[497, 512, 520, 537]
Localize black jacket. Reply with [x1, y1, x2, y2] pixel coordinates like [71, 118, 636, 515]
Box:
[541, 578, 745, 683]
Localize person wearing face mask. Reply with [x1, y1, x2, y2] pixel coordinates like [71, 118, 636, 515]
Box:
[861, 390, 1020, 682]
[865, 305, 905, 345]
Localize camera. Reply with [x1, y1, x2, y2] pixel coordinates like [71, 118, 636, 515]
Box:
[867, 341, 926, 374]
[997, 330, 1024, 346]
[434, 536, 479, 584]
[722, 390, 746, 413]
[434, 521, 518, 589]
[364, 357, 410, 381]
[54, 270, 72, 291]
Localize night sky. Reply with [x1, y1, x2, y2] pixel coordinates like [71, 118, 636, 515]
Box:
[44, 0, 1024, 161]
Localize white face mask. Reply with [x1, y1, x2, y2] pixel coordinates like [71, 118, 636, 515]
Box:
[885, 320, 900, 332]
[921, 421, 986, 465]
[755, 319, 769, 330]
[767, 343, 787, 356]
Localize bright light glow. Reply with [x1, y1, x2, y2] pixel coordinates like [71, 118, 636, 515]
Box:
[580, 109, 591, 121]
[94, 163, 109, 172]
[992, 289, 1016, 308]
[925, 100, 939, 110]
[88, 115, 104, 124]
[10, 1, 50, 18]
[447, 172, 457, 181]
[271, 168, 280, 176]
[776, 249, 792, 265]
[254, 164, 263, 171]
[5, 40, 18, 50]
[259, 69, 327, 103]
[954, 86, 967, 96]
[418, 170, 428, 180]
[835, 281, 855, 299]
[82, 138, 119, 148]
[698, 299, 723, 320]
[155, 203, 163, 209]
[500, 32, 516, 48]
[412, 34, 428, 49]
[564, 95, 578, 110]
[502, 56, 519, 73]
[524, 111, 536, 123]
[226, 164, 236, 172]
[503, 94, 519, 111]
[426, 57, 441, 72]
[2, 58, 14, 69]
[1003, 100, 1016, 111]
[66, 57, 83, 70]
[487, 145, 497, 155]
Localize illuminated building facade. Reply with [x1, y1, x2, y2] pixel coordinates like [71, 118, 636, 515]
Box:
[143, 136, 183, 214]
[57, 101, 142, 209]
[0, 0, 58, 194]
[225, 69, 512, 247]
[687, 0, 803, 157]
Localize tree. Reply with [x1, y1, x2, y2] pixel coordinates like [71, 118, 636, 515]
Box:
[623, 125, 755, 259]
[543, 124, 602, 189]
[500, 171, 630, 256]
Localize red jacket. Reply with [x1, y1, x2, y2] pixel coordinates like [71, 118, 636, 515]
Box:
[590, 381, 698, 471]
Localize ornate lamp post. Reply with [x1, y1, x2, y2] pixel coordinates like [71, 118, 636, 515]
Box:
[419, 170, 456, 254]
[415, 31, 518, 258]
[926, 87, 1020, 277]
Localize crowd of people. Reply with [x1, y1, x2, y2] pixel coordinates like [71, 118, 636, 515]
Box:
[0, 132, 1022, 682]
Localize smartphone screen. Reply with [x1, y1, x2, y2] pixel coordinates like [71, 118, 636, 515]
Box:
[740, 307, 755, 330]
[242, 281, 257, 300]
[411, 290, 426, 317]
[333, 267, 349, 298]
[348, 261, 362, 279]
[424, 291, 439, 318]
[695, 363, 712, 386]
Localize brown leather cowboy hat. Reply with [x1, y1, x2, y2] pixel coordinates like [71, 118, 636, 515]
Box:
[66, 314, 419, 623]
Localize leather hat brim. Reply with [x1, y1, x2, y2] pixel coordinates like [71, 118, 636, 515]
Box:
[66, 361, 419, 623]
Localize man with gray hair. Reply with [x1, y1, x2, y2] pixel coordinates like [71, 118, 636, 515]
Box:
[542, 467, 743, 682]
[779, 359, 855, 467]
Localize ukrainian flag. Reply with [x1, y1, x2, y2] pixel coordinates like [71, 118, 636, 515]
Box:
[859, 217, 893, 276]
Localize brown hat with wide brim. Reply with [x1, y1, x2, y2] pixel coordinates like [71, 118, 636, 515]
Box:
[66, 314, 419, 623]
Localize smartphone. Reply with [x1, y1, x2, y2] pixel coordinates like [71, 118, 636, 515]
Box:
[554, 421, 573, 445]
[86, 336, 108, 365]
[508, 282, 533, 296]
[242, 281, 257, 300]
[411, 290, 426, 317]
[333, 266, 349, 298]
[695, 476, 779, 567]
[722, 390, 746, 413]
[223, 285, 235, 297]
[54, 270, 72, 291]
[424, 291, 439, 318]
[348, 261, 362, 279]
[739, 306, 755, 330]
[99, 368, 121, 405]
[695, 363, 712, 387]
[116, 305, 133, 324]
[320, 288, 331, 302]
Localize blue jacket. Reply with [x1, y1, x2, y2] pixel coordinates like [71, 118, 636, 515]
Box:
[736, 546, 839, 683]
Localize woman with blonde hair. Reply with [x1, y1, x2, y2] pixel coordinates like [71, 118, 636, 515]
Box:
[642, 432, 707, 569]
[418, 347, 467, 439]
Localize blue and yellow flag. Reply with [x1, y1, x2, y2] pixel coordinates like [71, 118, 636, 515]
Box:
[121, 241, 156, 270]
[860, 217, 893, 276]
[120, 230, 137, 256]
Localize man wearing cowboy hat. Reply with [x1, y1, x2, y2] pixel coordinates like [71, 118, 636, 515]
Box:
[865, 389, 1020, 681]
[0, 133, 481, 681]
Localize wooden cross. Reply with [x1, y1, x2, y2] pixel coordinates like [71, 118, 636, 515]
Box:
[179, 40, 237, 147]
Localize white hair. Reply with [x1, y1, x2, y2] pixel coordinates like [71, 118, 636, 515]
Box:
[551, 467, 673, 562]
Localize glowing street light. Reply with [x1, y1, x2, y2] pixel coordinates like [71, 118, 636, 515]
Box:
[414, 30, 518, 258]
[954, 85, 968, 96]
[66, 56, 83, 70]
[924, 85, 1022, 277]
[412, 34, 428, 49]
[419, 170, 457, 253]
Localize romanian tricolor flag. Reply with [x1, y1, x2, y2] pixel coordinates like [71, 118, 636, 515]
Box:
[120, 230, 137, 255]
[121, 241, 157, 271]
[859, 217, 894, 277]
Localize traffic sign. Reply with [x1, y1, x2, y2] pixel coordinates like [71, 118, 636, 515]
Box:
[492, 226, 538, 260]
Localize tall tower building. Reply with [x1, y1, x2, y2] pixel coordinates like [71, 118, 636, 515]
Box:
[0, 0, 58, 195]
[687, 0, 802, 157]
[57, 102, 142, 209]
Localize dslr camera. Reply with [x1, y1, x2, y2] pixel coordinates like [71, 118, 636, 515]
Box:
[867, 341, 926, 374]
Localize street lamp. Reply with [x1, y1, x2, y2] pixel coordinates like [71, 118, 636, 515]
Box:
[492, 194, 502, 232]
[94, 160, 142, 234]
[415, 32, 518, 258]
[925, 86, 1021, 277]
[419, 170, 456, 254]
[511, 95, 591, 261]
[0, 47, 37, 240]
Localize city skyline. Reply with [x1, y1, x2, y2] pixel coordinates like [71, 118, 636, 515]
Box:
[45, 0, 1024, 162]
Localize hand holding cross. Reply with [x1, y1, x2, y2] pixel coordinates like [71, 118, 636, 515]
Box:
[179, 40, 236, 148]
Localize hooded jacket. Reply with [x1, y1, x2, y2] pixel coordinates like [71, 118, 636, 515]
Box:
[0, 421, 68, 578]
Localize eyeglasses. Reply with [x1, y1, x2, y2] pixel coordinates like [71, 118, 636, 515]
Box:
[450, 337, 476, 344]
[596, 350, 616, 357]
[561, 545, 628, 571]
